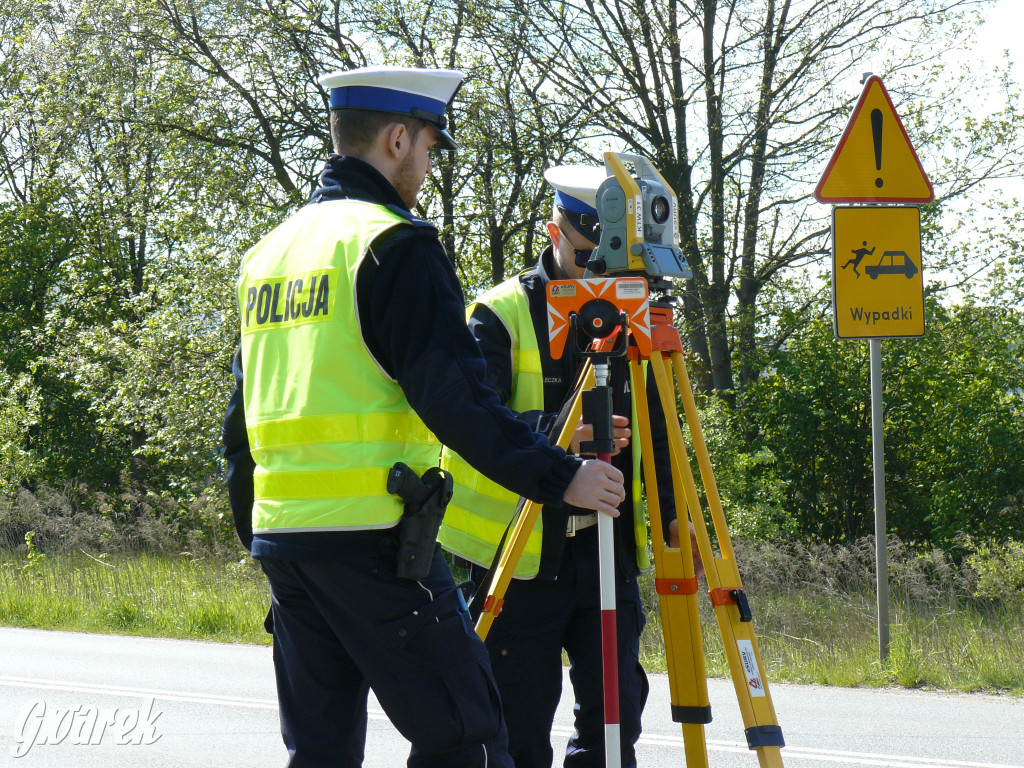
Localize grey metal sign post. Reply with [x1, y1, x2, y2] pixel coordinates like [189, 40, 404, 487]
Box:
[870, 338, 889, 661]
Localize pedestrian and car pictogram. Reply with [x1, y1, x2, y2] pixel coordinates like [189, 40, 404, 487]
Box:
[865, 250, 918, 279]
[842, 244, 919, 280]
[831, 206, 924, 339]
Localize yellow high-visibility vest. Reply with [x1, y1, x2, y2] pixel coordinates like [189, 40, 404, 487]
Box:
[439, 276, 648, 577]
[238, 200, 440, 534]
[438, 278, 545, 575]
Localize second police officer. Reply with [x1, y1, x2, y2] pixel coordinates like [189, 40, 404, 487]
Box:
[440, 164, 702, 767]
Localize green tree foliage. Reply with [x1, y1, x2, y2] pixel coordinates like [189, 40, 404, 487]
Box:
[126, 0, 586, 293]
[727, 314, 873, 541]
[718, 301, 1024, 544]
[491, 0, 1021, 395]
[0, 0, 1022, 551]
[0, 0, 578, 506]
[884, 301, 1024, 543]
[0, 0, 247, 498]
[0, 371, 41, 492]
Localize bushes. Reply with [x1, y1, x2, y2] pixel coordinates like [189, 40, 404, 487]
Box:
[700, 304, 1024, 547]
[726, 535, 981, 604]
[0, 480, 242, 558]
[967, 538, 1024, 609]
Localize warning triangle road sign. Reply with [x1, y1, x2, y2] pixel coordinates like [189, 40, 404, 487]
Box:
[815, 75, 934, 203]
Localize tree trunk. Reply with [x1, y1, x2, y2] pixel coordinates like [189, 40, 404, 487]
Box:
[701, 0, 735, 396]
[489, 223, 505, 285]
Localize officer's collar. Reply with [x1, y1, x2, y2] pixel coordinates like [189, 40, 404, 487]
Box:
[308, 154, 411, 212]
[536, 244, 560, 285]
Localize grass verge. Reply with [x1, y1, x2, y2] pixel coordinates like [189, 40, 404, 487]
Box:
[2, 542, 1022, 695]
[639, 587, 1024, 694]
[0, 549, 270, 644]
[638, 536, 1024, 695]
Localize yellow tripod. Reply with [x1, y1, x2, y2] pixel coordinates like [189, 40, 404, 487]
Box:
[472, 296, 785, 768]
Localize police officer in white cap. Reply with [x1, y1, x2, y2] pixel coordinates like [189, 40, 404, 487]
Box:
[439, 165, 700, 767]
[223, 70, 627, 767]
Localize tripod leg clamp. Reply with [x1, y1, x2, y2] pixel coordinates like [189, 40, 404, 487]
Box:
[672, 704, 713, 724]
[745, 724, 785, 749]
[655, 577, 699, 595]
[710, 587, 753, 622]
[482, 594, 505, 618]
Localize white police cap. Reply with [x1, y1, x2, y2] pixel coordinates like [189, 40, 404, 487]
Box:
[319, 66, 465, 150]
[544, 164, 609, 240]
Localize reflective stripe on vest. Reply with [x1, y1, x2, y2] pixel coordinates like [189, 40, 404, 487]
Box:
[438, 279, 545, 576]
[239, 200, 440, 534]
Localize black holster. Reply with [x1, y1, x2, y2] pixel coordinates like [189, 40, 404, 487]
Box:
[387, 462, 454, 580]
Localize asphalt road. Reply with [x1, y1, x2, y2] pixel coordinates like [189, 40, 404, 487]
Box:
[1, 627, 1021, 767]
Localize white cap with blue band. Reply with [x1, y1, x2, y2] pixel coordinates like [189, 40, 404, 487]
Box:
[319, 66, 465, 150]
[544, 164, 609, 243]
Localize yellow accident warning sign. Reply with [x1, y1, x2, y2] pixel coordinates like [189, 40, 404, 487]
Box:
[816, 76, 934, 203]
[832, 206, 924, 339]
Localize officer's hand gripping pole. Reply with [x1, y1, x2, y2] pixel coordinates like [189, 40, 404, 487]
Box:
[387, 463, 454, 581]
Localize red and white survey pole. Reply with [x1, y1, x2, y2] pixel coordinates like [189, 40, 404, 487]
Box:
[584, 358, 621, 768]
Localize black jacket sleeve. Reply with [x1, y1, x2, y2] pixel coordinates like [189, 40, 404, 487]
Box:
[222, 348, 255, 551]
[359, 228, 579, 505]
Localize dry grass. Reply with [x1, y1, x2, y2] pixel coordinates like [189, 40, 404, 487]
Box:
[638, 536, 1024, 694]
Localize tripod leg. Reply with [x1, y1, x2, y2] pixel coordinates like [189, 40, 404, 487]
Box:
[474, 363, 593, 641]
[634, 357, 711, 768]
[668, 351, 785, 768]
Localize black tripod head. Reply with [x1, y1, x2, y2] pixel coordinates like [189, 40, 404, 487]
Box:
[567, 298, 629, 362]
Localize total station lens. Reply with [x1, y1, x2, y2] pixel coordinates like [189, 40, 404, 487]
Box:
[651, 195, 670, 224]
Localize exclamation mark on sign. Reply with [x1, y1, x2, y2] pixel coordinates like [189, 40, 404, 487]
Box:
[871, 108, 883, 188]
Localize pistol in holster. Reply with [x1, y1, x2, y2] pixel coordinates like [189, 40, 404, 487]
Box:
[387, 462, 454, 580]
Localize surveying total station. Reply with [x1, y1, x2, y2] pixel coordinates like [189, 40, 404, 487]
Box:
[469, 152, 786, 768]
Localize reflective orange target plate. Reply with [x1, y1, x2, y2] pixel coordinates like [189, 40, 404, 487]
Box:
[546, 278, 651, 359]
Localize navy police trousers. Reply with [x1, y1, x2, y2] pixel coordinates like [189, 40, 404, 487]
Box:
[473, 525, 650, 768]
[259, 531, 513, 768]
